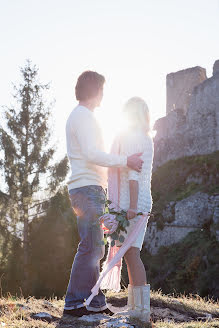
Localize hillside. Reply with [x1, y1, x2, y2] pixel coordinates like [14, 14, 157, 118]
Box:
[144, 150, 219, 256]
[151, 151, 219, 213]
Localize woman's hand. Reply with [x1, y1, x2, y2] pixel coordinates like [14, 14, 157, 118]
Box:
[127, 208, 137, 220]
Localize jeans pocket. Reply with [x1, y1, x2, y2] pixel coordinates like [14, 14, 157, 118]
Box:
[69, 191, 84, 217]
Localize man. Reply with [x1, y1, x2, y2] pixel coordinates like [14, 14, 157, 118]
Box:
[63, 71, 143, 317]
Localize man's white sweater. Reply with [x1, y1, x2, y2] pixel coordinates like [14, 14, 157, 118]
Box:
[66, 105, 127, 190]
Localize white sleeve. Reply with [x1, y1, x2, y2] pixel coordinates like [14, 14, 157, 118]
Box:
[120, 134, 143, 181]
[127, 135, 154, 181]
[74, 111, 127, 168]
[128, 169, 140, 181]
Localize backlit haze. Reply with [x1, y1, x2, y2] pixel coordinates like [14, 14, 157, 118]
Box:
[1, 0, 219, 156]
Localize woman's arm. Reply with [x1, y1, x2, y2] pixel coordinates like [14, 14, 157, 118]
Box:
[127, 179, 139, 220]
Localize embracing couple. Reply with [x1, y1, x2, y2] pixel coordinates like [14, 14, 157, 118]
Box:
[63, 71, 154, 323]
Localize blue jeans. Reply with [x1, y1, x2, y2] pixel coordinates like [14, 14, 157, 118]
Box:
[64, 185, 107, 311]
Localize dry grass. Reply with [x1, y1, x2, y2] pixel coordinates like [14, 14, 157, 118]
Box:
[154, 321, 219, 328]
[150, 289, 219, 317]
[0, 289, 218, 327]
[106, 288, 219, 317]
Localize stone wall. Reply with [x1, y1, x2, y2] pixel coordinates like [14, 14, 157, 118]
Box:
[144, 192, 219, 254]
[153, 60, 219, 170]
[166, 66, 207, 115]
[213, 59, 219, 76]
[144, 60, 219, 255]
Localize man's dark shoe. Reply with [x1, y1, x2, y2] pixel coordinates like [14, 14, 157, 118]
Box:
[100, 308, 115, 316]
[63, 306, 115, 317]
[63, 307, 96, 317]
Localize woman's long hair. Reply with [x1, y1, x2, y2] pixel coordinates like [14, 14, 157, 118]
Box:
[123, 97, 151, 135]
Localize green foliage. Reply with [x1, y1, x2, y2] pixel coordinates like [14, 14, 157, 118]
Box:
[175, 182, 199, 201]
[138, 230, 219, 299]
[0, 236, 23, 296]
[0, 186, 80, 298]
[0, 60, 69, 296]
[156, 217, 165, 230]
[0, 59, 68, 202]
[151, 151, 219, 229]
[28, 186, 79, 298]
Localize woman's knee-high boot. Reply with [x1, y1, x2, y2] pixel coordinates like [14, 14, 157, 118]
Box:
[127, 284, 134, 311]
[129, 284, 150, 323]
[113, 284, 134, 316]
[140, 284, 150, 322]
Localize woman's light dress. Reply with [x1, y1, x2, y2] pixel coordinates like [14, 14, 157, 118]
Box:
[115, 129, 154, 250]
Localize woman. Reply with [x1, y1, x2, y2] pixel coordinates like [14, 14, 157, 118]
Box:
[115, 97, 154, 322]
[84, 97, 154, 322]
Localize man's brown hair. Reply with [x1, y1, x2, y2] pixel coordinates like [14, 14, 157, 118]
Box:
[75, 71, 105, 101]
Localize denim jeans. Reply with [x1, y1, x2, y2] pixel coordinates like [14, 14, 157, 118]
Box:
[64, 185, 107, 311]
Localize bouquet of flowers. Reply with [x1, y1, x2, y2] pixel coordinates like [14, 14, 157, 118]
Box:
[98, 200, 143, 247]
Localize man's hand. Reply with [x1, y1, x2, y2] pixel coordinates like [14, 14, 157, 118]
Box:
[127, 208, 137, 220]
[127, 153, 143, 172]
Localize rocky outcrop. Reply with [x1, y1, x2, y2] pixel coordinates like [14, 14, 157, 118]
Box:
[166, 66, 207, 115]
[212, 194, 219, 241]
[153, 60, 219, 170]
[213, 59, 219, 76]
[149, 61, 219, 254]
[144, 192, 219, 254]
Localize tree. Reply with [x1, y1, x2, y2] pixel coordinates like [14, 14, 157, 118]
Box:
[0, 60, 68, 296]
[29, 186, 79, 298]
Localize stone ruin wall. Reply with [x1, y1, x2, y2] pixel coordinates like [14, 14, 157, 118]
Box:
[144, 192, 219, 254]
[166, 66, 207, 115]
[144, 61, 219, 254]
[153, 60, 219, 170]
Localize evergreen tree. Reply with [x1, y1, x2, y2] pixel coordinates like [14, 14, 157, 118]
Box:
[0, 60, 68, 296]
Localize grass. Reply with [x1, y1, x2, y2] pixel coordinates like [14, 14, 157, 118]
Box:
[153, 322, 219, 328]
[106, 289, 219, 318]
[0, 289, 218, 327]
[151, 151, 219, 224]
[150, 290, 219, 317]
[136, 230, 219, 299]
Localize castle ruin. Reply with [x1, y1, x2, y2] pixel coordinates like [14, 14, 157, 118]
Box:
[153, 60, 219, 169]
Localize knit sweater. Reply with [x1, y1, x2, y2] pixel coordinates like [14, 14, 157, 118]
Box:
[65, 105, 127, 190]
[118, 129, 154, 212]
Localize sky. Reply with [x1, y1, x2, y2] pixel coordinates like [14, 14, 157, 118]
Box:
[0, 0, 219, 159]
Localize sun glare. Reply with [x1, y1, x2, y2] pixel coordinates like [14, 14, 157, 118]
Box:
[95, 102, 157, 153]
[95, 108, 127, 152]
